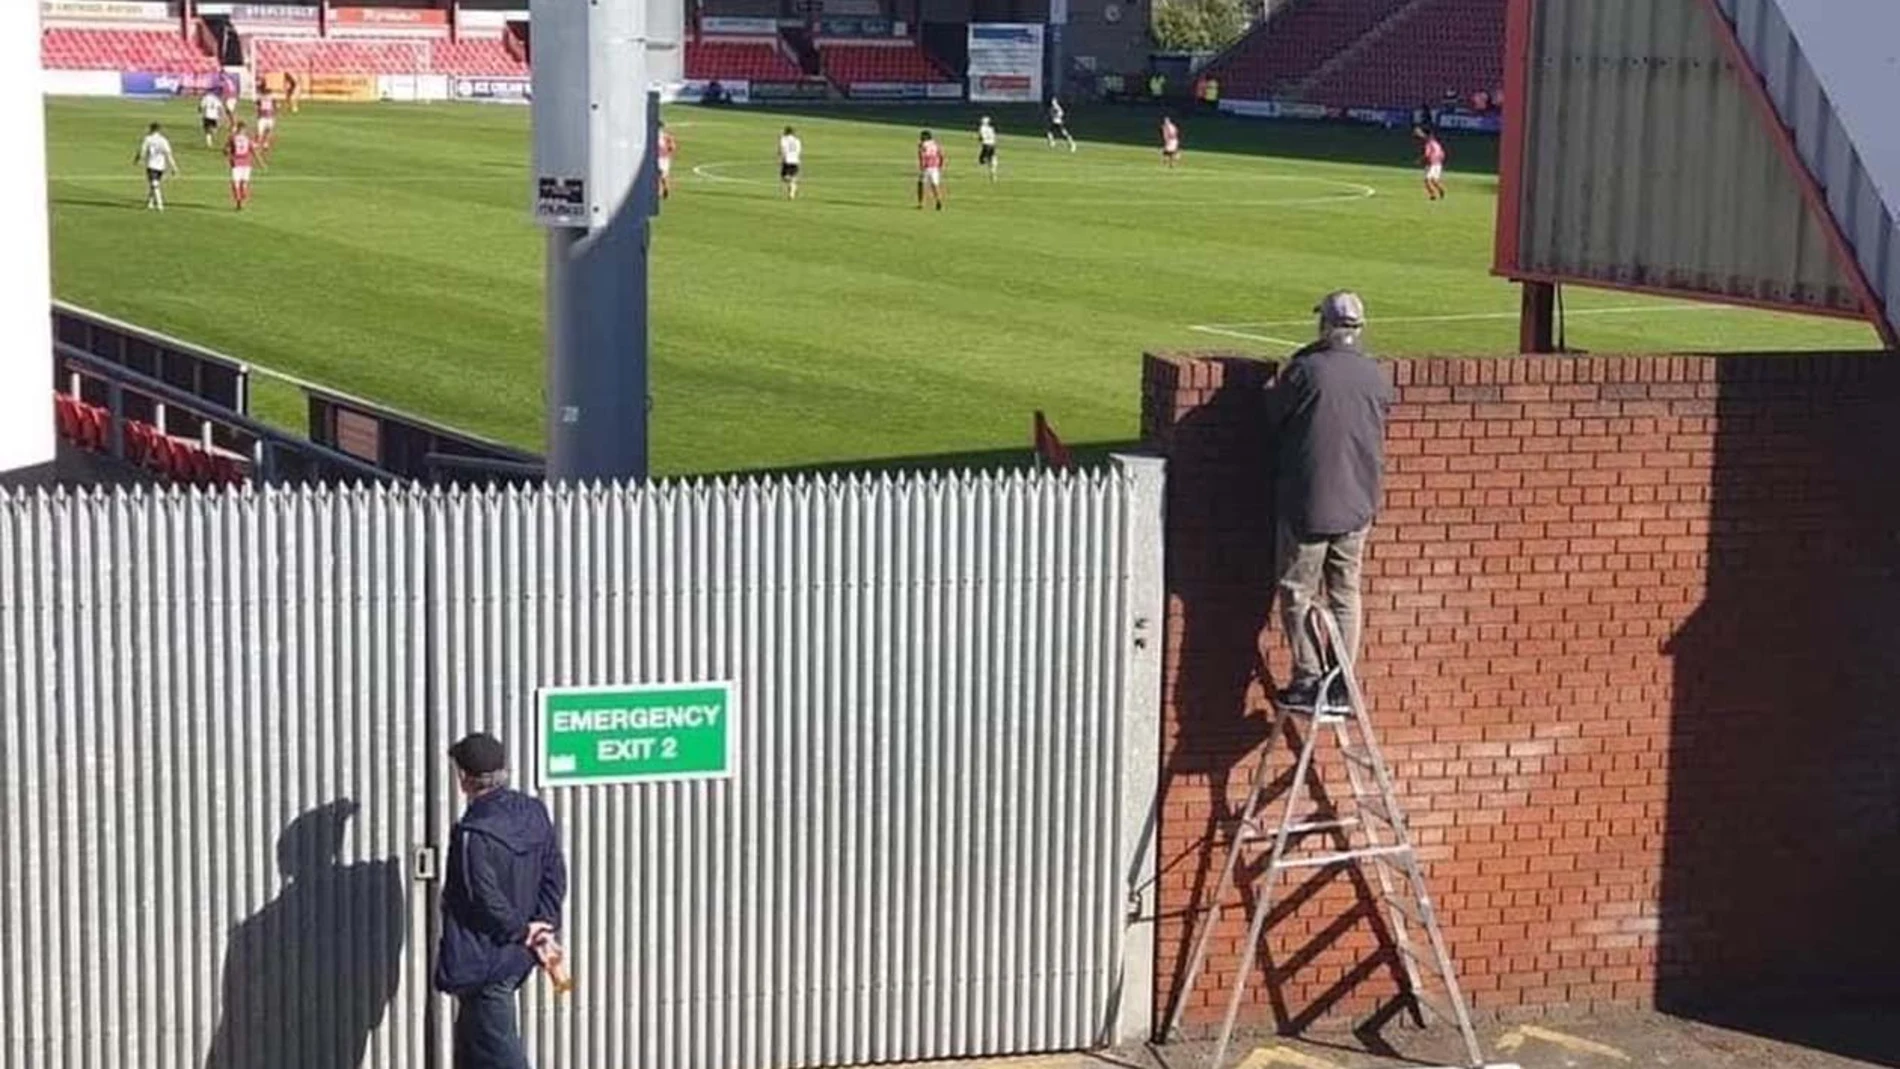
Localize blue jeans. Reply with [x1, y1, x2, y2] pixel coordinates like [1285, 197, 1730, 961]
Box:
[453, 982, 529, 1069]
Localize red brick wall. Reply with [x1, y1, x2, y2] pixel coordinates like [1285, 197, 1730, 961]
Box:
[1145, 351, 1900, 1034]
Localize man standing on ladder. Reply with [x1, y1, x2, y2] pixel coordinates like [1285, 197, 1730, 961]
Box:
[435, 733, 569, 1069]
[1267, 290, 1393, 709]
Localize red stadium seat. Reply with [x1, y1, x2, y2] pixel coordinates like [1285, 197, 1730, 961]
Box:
[1201, 0, 1409, 100]
[252, 36, 431, 76]
[1301, 0, 1506, 109]
[432, 38, 527, 77]
[41, 28, 218, 73]
[818, 41, 954, 84]
[684, 38, 804, 81]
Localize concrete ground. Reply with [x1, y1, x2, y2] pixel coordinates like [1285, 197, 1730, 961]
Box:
[902, 1009, 1900, 1069]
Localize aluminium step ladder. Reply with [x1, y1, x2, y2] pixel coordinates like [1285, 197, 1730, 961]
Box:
[1161, 606, 1489, 1069]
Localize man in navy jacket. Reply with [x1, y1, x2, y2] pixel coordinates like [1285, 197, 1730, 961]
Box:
[435, 733, 567, 1069]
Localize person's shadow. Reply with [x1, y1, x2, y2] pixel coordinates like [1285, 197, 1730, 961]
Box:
[203, 799, 406, 1069]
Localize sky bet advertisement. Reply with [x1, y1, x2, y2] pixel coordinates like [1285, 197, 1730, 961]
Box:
[121, 71, 235, 98]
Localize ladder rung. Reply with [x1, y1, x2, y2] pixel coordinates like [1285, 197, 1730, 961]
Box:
[1283, 703, 1356, 720]
[1273, 843, 1412, 870]
[1238, 815, 1360, 841]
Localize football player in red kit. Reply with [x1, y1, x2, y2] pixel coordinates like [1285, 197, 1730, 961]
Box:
[226, 120, 257, 210]
[916, 129, 945, 211]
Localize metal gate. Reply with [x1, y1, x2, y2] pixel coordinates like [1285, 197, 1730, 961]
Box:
[0, 460, 1163, 1069]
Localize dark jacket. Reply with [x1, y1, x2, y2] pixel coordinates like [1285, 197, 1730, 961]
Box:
[433, 787, 567, 995]
[1267, 338, 1394, 537]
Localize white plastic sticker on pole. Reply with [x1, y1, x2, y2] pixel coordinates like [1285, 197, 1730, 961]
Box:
[529, 0, 647, 230]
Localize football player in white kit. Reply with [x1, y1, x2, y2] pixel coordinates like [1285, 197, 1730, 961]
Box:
[199, 88, 225, 147]
[1045, 97, 1076, 152]
[778, 125, 803, 200]
[132, 122, 178, 211]
[977, 115, 999, 182]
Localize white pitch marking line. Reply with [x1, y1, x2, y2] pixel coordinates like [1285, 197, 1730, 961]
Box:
[1189, 324, 1306, 347]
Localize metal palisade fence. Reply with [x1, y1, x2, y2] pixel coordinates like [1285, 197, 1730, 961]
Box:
[0, 459, 1165, 1069]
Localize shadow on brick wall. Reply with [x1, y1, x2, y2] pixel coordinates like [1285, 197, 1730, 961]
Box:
[1658, 357, 1900, 1063]
[1149, 353, 1417, 1041]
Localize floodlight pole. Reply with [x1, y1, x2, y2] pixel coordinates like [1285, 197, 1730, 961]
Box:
[533, 0, 656, 482]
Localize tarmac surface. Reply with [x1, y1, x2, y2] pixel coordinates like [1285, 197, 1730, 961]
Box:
[902, 1008, 1900, 1069]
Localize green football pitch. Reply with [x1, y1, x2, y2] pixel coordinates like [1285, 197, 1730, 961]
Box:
[46, 98, 1878, 475]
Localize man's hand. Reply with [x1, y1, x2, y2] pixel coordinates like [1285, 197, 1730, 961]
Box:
[525, 921, 556, 948]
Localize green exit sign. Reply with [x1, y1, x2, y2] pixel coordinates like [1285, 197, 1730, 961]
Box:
[536, 682, 735, 787]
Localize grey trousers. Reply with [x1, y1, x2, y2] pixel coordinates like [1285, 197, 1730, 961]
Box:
[1275, 522, 1370, 685]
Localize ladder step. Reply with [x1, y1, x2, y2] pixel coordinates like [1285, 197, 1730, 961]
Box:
[1283, 703, 1356, 720]
[1273, 843, 1412, 870]
[1239, 815, 1360, 841]
[1339, 745, 1377, 770]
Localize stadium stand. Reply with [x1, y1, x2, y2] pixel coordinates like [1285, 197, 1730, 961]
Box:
[251, 36, 431, 75]
[54, 394, 247, 487]
[41, 28, 217, 73]
[818, 40, 955, 84]
[1199, 0, 1407, 100]
[684, 38, 804, 81]
[431, 38, 527, 77]
[1301, 0, 1505, 108]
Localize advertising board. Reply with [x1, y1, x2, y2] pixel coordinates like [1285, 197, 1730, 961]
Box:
[331, 5, 446, 24]
[453, 76, 532, 103]
[41, 0, 171, 22]
[120, 70, 234, 98]
[748, 80, 827, 103]
[670, 79, 751, 104]
[306, 73, 379, 101]
[699, 15, 776, 34]
[967, 23, 1042, 103]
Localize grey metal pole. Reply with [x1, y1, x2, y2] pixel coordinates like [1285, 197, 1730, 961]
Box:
[544, 203, 649, 481]
[533, 0, 653, 482]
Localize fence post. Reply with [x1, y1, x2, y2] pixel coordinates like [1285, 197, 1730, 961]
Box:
[106, 380, 125, 459]
[1111, 452, 1166, 1044]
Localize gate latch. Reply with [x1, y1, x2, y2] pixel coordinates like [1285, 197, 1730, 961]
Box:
[413, 845, 440, 882]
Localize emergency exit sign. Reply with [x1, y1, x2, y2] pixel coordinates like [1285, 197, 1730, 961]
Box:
[537, 682, 734, 786]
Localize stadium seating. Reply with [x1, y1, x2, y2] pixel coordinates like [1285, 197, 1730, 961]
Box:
[684, 38, 804, 81]
[432, 38, 527, 77]
[41, 29, 217, 73]
[54, 394, 247, 487]
[1200, 0, 1407, 100]
[252, 36, 431, 75]
[1300, 0, 1505, 107]
[818, 41, 954, 84]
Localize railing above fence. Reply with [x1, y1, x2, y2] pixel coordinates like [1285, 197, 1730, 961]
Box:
[55, 344, 392, 485]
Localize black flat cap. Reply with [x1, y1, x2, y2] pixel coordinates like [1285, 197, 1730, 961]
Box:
[449, 732, 507, 775]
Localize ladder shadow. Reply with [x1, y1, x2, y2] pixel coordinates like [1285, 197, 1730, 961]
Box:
[1234, 715, 1419, 1051]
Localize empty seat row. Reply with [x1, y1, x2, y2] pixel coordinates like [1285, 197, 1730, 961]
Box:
[41, 29, 217, 73]
[684, 38, 804, 81]
[1203, 0, 1408, 100]
[818, 42, 954, 84]
[1300, 0, 1506, 108]
[251, 36, 432, 75]
[55, 394, 249, 487]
